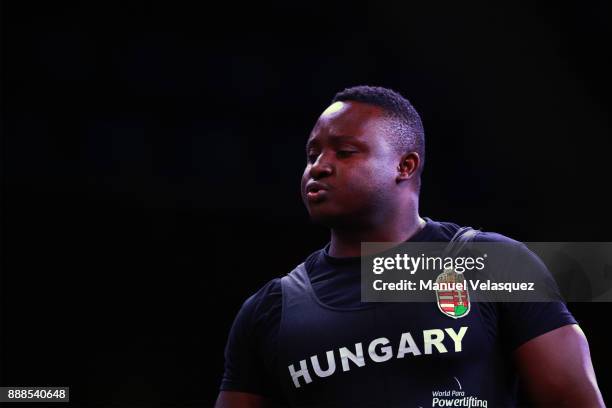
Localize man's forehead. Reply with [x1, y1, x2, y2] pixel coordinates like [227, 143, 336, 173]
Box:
[318, 100, 383, 120]
[320, 101, 346, 117]
[308, 100, 386, 142]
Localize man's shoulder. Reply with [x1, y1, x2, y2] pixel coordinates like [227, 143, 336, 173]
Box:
[242, 277, 282, 315]
[473, 230, 522, 245]
[240, 249, 322, 315]
[431, 218, 523, 246]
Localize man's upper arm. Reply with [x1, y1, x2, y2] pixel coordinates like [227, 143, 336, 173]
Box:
[220, 293, 267, 393]
[215, 391, 272, 408]
[219, 279, 282, 400]
[514, 324, 605, 407]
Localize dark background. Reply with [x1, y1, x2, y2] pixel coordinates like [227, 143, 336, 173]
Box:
[2, 1, 611, 406]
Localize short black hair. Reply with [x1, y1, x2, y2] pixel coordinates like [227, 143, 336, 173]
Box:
[332, 85, 425, 179]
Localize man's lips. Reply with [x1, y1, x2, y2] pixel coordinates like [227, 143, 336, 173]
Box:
[305, 181, 330, 201]
[306, 181, 329, 193]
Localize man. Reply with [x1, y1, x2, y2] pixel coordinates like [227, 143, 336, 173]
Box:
[215, 86, 604, 407]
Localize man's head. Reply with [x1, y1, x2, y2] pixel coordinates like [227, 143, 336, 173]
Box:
[301, 85, 425, 228]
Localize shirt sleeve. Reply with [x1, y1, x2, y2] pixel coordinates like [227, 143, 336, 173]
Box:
[219, 278, 282, 397]
[498, 242, 577, 350]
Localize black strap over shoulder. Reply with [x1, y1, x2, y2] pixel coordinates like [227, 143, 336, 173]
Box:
[442, 226, 481, 259]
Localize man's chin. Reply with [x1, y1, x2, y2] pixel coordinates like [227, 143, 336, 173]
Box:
[307, 209, 354, 229]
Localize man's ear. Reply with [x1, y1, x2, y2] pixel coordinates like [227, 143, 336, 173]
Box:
[396, 152, 420, 182]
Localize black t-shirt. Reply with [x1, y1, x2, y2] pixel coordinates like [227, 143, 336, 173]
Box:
[220, 218, 577, 406]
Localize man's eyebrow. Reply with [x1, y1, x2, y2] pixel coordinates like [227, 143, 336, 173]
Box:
[329, 134, 358, 143]
[306, 139, 318, 150]
[306, 134, 359, 150]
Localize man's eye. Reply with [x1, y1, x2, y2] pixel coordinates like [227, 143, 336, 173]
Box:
[307, 153, 319, 163]
[336, 150, 356, 158]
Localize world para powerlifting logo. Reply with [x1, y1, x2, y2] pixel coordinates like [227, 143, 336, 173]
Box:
[430, 377, 488, 407]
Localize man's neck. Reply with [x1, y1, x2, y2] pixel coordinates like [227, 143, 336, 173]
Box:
[328, 214, 426, 258]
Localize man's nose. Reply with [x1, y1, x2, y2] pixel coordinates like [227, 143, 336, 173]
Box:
[309, 153, 333, 179]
